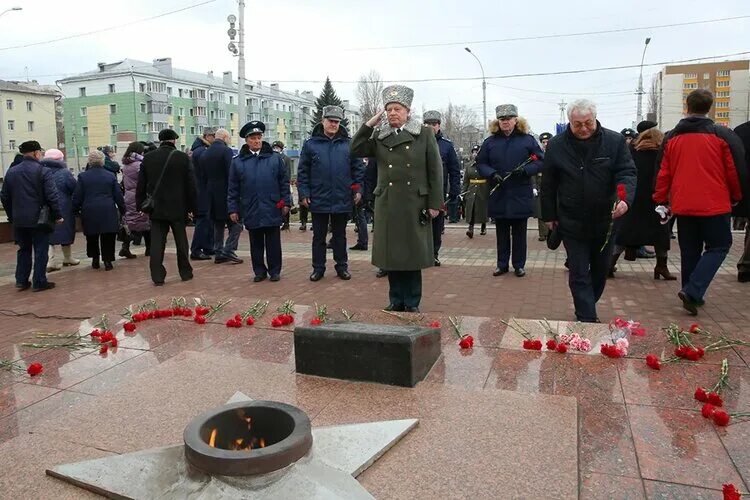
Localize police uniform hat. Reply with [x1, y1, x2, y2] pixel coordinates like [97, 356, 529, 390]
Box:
[423, 110, 441, 123]
[539, 132, 553, 141]
[158, 129, 179, 141]
[272, 140, 285, 149]
[19, 140, 42, 153]
[495, 104, 518, 118]
[636, 120, 657, 134]
[382, 84, 414, 109]
[471, 145, 480, 152]
[620, 128, 637, 138]
[240, 121, 265, 138]
[322, 105, 344, 121]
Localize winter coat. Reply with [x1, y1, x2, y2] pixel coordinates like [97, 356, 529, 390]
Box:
[615, 145, 670, 249]
[351, 119, 443, 271]
[73, 166, 125, 235]
[541, 122, 637, 241]
[121, 154, 151, 232]
[476, 118, 544, 219]
[190, 136, 211, 217]
[203, 139, 235, 221]
[654, 116, 745, 217]
[364, 157, 378, 203]
[435, 131, 461, 199]
[297, 123, 365, 214]
[462, 161, 489, 224]
[0, 158, 62, 229]
[227, 142, 291, 230]
[103, 156, 121, 175]
[736, 121, 750, 216]
[136, 143, 197, 223]
[42, 159, 77, 245]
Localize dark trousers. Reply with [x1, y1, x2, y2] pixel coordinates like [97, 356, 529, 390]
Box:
[86, 233, 116, 263]
[447, 198, 460, 222]
[249, 226, 282, 277]
[387, 270, 423, 308]
[432, 214, 445, 257]
[495, 218, 528, 270]
[150, 220, 192, 284]
[677, 214, 732, 301]
[739, 225, 750, 274]
[190, 215, 214, 256]
[299, 205, 309, 225]
[312, 212, 348, 273]
[14, 227, 50, 288]
[353, 205, 368, 247]
[563, 235, 614, 322]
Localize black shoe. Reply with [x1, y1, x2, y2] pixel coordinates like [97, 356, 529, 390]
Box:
[678, 291, 699, 316]
[514, 268, 526, 277]
[153, 281, 164, 287]
[349, 244, 368, 251]
[405, 306, 420, 313]
[226, 254, 244, 264]
[538, 236, 547, 241]
[204, 249, 216, 256]
[16, 282, 31, 291]
[253, 275, 267, 283]
[190, 252, 212, 261]
[384, 303, 405, 312]
[434, 258, 441, 267]
[269, 275, 280, 282]
[375, 269, 388, 278]
[480, 228, 487, 235]
[337, 270, 351, 280]
[466, 229, 474, 239]
[92, 257, 100, 269]
[310, 271, 324, 282]
[181, 275, 193, 282]
[281, 223, 290, 231]
[144, 249, 151, 257]
[119, 248, 137, 259]
[104, 261, 114, 271]
[493, 267, 509, 276]
[214, 256, 229, 264]
[739, 272, 750, 283]
[32, 282, 56, 292]
[299, 224, 307, 231]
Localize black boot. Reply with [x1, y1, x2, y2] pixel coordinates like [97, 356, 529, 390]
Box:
[119, 241, 137, 259]
[466, 225, 474, 239]
[608, 252, 621, 279]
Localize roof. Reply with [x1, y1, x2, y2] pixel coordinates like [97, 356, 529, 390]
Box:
[0, 79, 58, 96]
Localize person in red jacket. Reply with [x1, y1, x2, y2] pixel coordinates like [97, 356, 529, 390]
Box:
[653, 89, 747, 315]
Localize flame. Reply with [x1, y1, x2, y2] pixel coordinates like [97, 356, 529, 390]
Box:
[208, 428, 217, 448]
[260, 438, 266, 448]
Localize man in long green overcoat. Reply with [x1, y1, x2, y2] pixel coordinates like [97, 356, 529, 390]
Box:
[462, 144, 489, 238]
[351, 84, 443, 312]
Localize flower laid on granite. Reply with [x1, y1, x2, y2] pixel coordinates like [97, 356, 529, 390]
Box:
[226, 314, 243, 328]
[193, 298, 232, 324]
[723, 484, 742, 500]
[695, 359, 729, 408]
[22, 314, 113, 352]
[610, 317, 646, 336]
[229, 300, 270, 328]
[557, 326, 593, 353]
[123, 322, 136, 333]
[381, 309, 424, 325]
[428, 320, 441, 328]
[500, 319, 542, 350]
[194, 315, 207, 325]
[26, 362, 43, 376]
[0, 359, 44, 377]
[449, 316, 474, 349]
[341, 309, 356, 321]
[310, 303, 328, 326]
[601, 337, 629, 358]
[645, 354, 661, 370]
[271, 300, 296, 328]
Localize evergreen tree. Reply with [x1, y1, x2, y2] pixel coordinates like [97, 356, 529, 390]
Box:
[310, 77, 349, 131]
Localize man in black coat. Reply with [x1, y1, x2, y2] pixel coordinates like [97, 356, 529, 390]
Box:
[136, 129, 197, 286]
[541, 99, 636, 322]
[205, 129, 243, 265]
[273, 141, 293, 230]
[189, 127, 215, 260]
[733, 120, 750, 282]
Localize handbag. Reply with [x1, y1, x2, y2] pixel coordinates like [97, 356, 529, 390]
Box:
[140, 150, 175, 214]
[35, 168, 55, 233]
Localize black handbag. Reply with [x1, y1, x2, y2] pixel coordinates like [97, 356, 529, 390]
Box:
[140, 150, 175, 214]
[35, 168, 55, 233]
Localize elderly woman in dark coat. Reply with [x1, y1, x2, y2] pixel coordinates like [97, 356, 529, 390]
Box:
[42, 149, 79, 271]
[120, 142, 151, 258]
[351, 85, 443, 312]
[612, 126, 675, 280]
[73, 150, 125, 271]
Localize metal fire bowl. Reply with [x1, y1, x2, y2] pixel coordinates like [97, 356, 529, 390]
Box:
[183, 400, 313, 476]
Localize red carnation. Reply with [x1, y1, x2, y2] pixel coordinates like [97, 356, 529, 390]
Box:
[351, 183, 361, 191]
[707, 392, 724, 407]
[556, 343, 568, 354]
[459, 335, 474, 349]
[90, 329, 102, 338]
[723, 484, 742, 500]
[26, 362, 43, 377]
[310, 318, 323, 326]
[281, 314, 294, 325]
[530, 153, 539, 161]
[276, 200, 285, 209]
[194, 315, 207, 325]
[195, 306, 210, 316]
[712, 409, 731, 426]
[689, 323, 701, 333]
[694, 387, 708, 402]
[546, 339, 558, 351]
[696, 347, 705, 358]
[123, 322, 136, 333]
[523, 339, 542, 350]
[701, 403, 716, 419]
[110, 337, 118, 348]
[645, 354, 661, 370]
[631, 326, 646, 336]
[429, 321, 441, 328]
[616, 183, 626, 202]
[271, 317, 283, 328]
[245, 316, 255, 326]
[99, 344, 109, 355]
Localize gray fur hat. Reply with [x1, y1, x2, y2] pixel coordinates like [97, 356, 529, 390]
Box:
[323, 105, 344, 121]
[423, 110, 441, 123]
[495, 104, 518, 118]
[383, 84, 414, 109]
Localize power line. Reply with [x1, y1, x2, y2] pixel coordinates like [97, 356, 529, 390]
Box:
[345, 15, 750, 51]
[0, 0, 217, 51]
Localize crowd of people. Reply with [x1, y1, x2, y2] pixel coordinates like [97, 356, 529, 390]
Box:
[2, 86, 748, 321]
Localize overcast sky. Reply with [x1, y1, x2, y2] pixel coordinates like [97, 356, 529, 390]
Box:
[0, 0, 748, 133]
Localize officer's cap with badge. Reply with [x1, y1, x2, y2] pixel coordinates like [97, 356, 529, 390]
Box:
[471, 145, 480, 153]
[240, 120, 265, 138]
[382, 85, 414, 109]
[620, 128, 637, 138]
[539, 132, 553, 141]
[322, 105, 344, 121]
[423, 110, 442, 124]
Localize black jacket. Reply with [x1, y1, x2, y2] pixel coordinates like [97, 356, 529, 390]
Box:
[733, 121, 750, 217]
[541, 123, 637, 240]
[136, 143, 197, 222]
[202, 139, 234, 221]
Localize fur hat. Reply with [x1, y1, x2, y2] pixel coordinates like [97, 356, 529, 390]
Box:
[322, 105, 344, 121]
[382, 85, 414, 109]
[489, 116, 530, 136]
[423, 110, 441, 123]
[19, 140, 42, 153]
[495, 104, 518, 118]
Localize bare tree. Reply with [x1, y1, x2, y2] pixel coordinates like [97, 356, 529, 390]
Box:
[647, 74, 659, 117]
[355, 70, 384, 121]
[439, 103, 480, 153]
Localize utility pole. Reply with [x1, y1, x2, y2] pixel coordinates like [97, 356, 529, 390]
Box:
[558, 100, 567, 124]
[131, 66, 138, 141]
[464, 47, 487, 133]
[636, 37, 652, 124]
[228, 4, 244, 137]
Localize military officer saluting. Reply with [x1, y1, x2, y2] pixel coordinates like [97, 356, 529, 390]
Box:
[351, 85, 443, 312]
[423, 110, 460, 266]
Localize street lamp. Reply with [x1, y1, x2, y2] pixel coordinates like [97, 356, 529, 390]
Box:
[636, 37, 651, 124]
[465, 47, 487, 133]
[0, 7, 22, 17]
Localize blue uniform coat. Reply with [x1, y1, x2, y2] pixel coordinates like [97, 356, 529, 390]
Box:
[0, 158, 61, 228]
[42, 159, 77, 245]
[190, 136, 211, 217]
[435, 131, 461, 199]
[203, 139, 235, 222]
[73, 166, 125, 235]
[476, 118, 544, 219]
[227, 142, 291, 230]
[297, 124, 364, 214]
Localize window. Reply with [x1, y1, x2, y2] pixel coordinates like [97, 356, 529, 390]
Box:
[178, 89, 184, 98]
[82, 146, 89, 156]
[139, 83, 146, 92]
[141, 123, 147, 133]
[684, 72, 697, 79]
[229, 112, 234, 121]
[27, 121, 34, 132]
[108, 83, 116, 93]
[717, 91, 730, 97]
[7, 120, 14, 130]
[190, 126, 195, 135]
[80, 106, 87, 116]
[180, 126, 185, 135]
[82, 126, 88, 136]
[703, 73, 710, 80]
[716, 111, 730, 118]
[218, 109, 226, 119]
[275, 103, 279, 110]
[198, 125, 204, 134]
[716, 101, 730, 108]
[166, 105, 172, 114]
[229, 96, 234, 104]
[79, 87, 86, 97]
[5, 99, 12, 110]
[210, 110, 215, 119]
[9, 139, 16, 150]
[148, 101, 169, 114]
[683, 83, 698, 89]
[195, 106, 206, 116]
[140, 103, 146, 113]
[26, 101, 33, 111]
[148, 121, 168, 132]
[717, 70, 731, 77]
[209, 92, 214, 101]
[189, 108, 194, 116]
[147, 81, 167, 93]
[111, 125, 118, 134]
[195, 89, 206, 99]
[167, 86, 173, 96]
[179, 107, 185, 116]
[717, 80, 730, 88]
[109, 104, 117, 114]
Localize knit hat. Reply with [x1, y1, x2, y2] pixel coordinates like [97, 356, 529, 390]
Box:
[44, 148, 64, 161]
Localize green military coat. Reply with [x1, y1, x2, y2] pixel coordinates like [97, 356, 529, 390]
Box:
[462, 162, 489, 224]
[351, 119, 443, 270]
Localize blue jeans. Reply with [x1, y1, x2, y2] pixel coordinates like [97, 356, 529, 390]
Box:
[213, 219, 242, 258]
[15, 227, 50, 288]
[677, 214, 732, 302]
[562, 234, 614, 322]
[190, 215, 214, 255]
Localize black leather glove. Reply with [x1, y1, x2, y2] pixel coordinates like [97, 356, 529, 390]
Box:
[492, 173, 504, 185]
[509, 168, 527, 178]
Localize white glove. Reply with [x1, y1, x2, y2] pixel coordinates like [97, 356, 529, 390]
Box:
[655, 205, 672, 224]
[532, 188, 539, 197]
